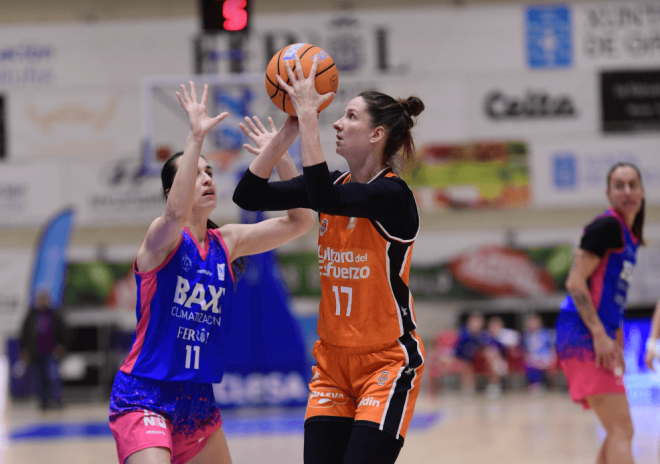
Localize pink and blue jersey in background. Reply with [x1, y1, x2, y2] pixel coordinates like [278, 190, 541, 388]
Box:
[556, 209, 639, 360]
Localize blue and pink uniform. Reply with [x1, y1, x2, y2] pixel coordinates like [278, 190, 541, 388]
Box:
[556, 208, 639, 407]
[109, 227, 235, 463]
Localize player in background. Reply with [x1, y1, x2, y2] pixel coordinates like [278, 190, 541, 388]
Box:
[234, 56, 425, 464]
[108, 81, 314, 464]
[555, 162, 645, 464]
[644, 297, 660, 463]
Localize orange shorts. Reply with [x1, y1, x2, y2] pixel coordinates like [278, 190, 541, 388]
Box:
[305, 331, 425, 440]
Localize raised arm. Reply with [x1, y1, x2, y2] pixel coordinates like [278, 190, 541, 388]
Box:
[136, 82, 228, 272]
[275, 55, 333, 170]
[565, 250, 623, 373]
[222, 115, 315, 261]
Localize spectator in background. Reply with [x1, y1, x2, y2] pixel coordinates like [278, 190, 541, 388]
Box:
[522, 313, 557, 395]
[455, 312, 506, 397]
[487, 316, 521, 350]
[19, 290, 68, 411]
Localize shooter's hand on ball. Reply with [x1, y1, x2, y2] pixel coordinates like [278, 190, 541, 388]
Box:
[240, 115, 299, 156]
[176, 81, 228, 139]
[276, 55, 335, 117]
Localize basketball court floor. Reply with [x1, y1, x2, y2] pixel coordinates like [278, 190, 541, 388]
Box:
[3, 390, 659, 464]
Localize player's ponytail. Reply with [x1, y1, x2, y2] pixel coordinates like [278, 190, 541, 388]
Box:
[161, 152, 245, 277]
[359, 90, 425, 175]
[606, 161, 645, 245]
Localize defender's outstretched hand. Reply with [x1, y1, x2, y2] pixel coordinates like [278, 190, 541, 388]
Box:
[176, 81, 228, 138]
[240, 115, 299, 155]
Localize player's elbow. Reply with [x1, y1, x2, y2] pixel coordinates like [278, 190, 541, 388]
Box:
[290, 209, 315, 235]
[565, 273, 585, 296]
[232, 189, 260, 211]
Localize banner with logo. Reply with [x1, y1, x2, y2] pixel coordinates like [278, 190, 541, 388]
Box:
[0, 162, 63, 228]
[0, 248, 32, 335]
[215, 210, 310, 408]
[531, 137, 660, 208]
[28, 208, 75, 309]
[467, 72, 598, 139]
[405, 141, 531, 211]
[278, 243, 573, 300]
[574, 2, 660, 68]
[600, 68, 660, 134]
[0, 1, 658, 222]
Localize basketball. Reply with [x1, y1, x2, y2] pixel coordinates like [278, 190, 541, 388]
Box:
[265, 43, 339, 116]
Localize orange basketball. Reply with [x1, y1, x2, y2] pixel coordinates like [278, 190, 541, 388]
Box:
[265, 43, 339, 116]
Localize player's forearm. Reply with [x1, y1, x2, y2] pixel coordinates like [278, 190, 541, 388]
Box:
[165, 133, 204, 220]
[274, 152, 299, 182]
[567, 279, 607, 337]
[298, 111, 326, 167]
[248, 130, 293, 179]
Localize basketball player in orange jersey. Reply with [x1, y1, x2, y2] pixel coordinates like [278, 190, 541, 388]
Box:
[233, 56, 425, 464]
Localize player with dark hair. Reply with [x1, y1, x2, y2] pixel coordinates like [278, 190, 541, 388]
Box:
[556, 162, 645, 464]
[108, 81, 314, 464]
[233, 56, 425, 464]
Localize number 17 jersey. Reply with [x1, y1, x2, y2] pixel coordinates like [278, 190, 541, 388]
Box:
[317, 171, 418, 347]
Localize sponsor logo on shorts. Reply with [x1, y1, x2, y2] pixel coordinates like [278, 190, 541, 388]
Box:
[142, 410, 167, 429]
[308, 389, 349, 408]
[358, 396, 380, 408]
[377, 371, 390, 386]
[311, 370, 320, 383]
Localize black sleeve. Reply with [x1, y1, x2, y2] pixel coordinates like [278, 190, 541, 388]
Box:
[303, 163, 419, 240]
[232, 168, 312, 211]
[580, 216, 624, 258]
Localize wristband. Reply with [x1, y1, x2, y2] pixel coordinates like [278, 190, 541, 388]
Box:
[646, 339, 658, 351]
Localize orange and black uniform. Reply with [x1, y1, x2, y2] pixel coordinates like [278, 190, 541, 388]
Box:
[234, 162, 425, 463]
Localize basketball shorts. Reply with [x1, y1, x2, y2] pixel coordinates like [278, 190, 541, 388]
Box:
[305, 331, 425, 441]
[110, 409, 222, 464]
[560, 357, 626, 410]
[109, 371, 222, 463]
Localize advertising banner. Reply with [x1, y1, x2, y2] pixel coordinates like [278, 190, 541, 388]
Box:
[10, 92, 140, 160]
[405, 141, 531, 211]
[28, 208, 75, 308]
[0, 248, 32, 334]
[467, 71, 598, 139]
[0, 162, 63, 228]
[531, 137, 660, 208]
[278, 244, 573, 301]
[601, 68, 660, 134]
[574, 2, 660, 67]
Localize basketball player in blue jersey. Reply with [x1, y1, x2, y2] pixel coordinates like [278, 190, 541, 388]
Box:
[556, 162, 645, 464]
[108, 81, 314, 464]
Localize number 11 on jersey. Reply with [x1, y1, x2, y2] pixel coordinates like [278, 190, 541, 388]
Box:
[185, 345, 200, 369]
[332, 286, 353, 316]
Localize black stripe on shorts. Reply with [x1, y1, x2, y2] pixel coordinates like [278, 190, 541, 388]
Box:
[380, 332, 424, 439]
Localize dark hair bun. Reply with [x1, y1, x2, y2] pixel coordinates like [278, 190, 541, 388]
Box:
[400, 96, 425, 118]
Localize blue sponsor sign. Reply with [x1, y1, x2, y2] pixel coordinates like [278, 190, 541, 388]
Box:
[525, 5, 573, 69]
[552, 154, 577, 189]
